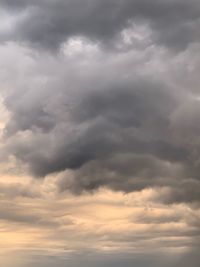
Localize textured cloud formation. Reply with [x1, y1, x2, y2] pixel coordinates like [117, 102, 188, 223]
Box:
[0, 1, 200, 266]
[0, 186, 199, 267]
[0, 40, 200, 205]
[0, 0, 200, 51]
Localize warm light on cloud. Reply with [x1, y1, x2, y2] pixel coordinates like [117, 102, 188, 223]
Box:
[0, 1, 199, 266]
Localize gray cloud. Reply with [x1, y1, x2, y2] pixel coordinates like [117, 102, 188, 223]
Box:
[0, 0, 200, 51]
[1, 44, 200, 205]
[0, 182, 41, 199]
[1, 249, 200, 267]
[0, 2, 200, 266]
[153, 180, 200, 205]
[0, 1, 199, 207]
[2, 76, 185, 172]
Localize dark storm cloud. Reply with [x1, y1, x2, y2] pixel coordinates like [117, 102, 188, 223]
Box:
[0, 0, 200, 206]
[0, 2, 200, 266]
[3, 78, 186, 176]
[0, 0, 200, 51]
[1, 52, 200, 205]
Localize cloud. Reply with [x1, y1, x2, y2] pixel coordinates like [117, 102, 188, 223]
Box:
[0, 1, 199, 209]
[0, 39, 199, 206]
[2, 249, 200, 267]
[0, 2, 199, 266]
[0, 0, 200, 51]
[0, 182, 41, 199]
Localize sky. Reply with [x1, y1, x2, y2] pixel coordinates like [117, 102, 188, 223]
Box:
[0, 1, 200, 266]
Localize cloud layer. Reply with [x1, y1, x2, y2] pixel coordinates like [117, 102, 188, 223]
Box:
[1, 40, 200, 205]
[1, 0, 200, 51]
[0, 1, 200, 266]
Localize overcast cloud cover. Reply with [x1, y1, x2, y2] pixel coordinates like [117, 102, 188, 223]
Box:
[0, 0, 200, 266]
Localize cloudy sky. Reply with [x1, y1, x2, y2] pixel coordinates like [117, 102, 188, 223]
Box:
[0, 0, 200, 266]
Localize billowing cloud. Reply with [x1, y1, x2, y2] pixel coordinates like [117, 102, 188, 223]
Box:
[0, 41, 199, 206]
[0, 0, 200, 51]
[0, 1, 199, 266]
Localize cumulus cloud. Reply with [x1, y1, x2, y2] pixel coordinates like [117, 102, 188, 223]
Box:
[0, 0, 200, 51]
[0, 41, 199, 205]
[0, 2, 199, 265]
